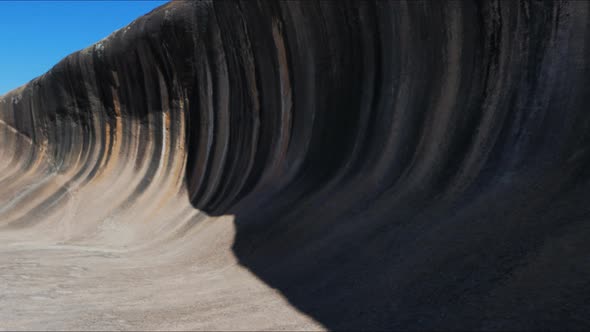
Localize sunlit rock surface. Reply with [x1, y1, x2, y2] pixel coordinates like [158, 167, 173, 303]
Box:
[1, 1, 590, 330]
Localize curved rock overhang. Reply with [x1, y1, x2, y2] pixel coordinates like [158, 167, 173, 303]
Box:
[1, 1, 590, 330]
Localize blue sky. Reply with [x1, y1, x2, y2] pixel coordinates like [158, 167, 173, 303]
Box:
[0, 0, 168, 95]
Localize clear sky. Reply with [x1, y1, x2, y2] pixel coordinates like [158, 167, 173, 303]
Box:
[0, 0, 168, 96]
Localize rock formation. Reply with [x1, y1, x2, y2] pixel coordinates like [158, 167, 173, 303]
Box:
[1, 1, 590, 330]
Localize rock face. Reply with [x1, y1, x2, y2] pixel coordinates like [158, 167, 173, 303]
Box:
[2, 1, 590, 330]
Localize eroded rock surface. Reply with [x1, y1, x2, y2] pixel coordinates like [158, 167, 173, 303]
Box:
[1, 1, 590, 330]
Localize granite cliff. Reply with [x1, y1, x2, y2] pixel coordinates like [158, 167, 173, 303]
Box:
[1, 1, 590, 330]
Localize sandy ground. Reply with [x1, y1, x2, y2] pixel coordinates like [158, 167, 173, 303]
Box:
[0, 217, 323, 331]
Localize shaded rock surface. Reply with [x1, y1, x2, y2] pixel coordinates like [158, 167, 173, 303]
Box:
[1, 0, 590, 330]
